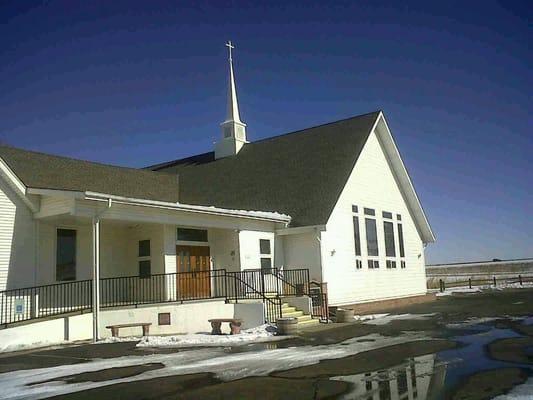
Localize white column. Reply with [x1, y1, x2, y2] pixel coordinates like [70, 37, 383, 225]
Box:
[92, 218, 100, 342]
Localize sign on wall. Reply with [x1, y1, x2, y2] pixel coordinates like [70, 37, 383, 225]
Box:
[14, 299, 25, 315]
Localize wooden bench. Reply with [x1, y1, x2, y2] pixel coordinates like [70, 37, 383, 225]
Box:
[106, 323, 152, 337]
[208, 318, 243, 335]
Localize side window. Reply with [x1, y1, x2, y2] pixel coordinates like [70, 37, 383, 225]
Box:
[56, 229, 76, 281]
[259, 239, 272, 272]
[138, 240, 151, 278]
[383, 221, 396, 257]
[365, 218, 379, 257]
[398, 223, 405, 258]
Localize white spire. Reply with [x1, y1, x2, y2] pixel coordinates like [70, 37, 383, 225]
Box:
[224, 41, 242, 124]
[216, 41, 247, 159]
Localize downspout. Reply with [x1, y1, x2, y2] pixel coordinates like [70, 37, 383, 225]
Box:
[92, 198, 112, 343]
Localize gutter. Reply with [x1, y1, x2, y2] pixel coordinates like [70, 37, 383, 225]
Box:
[83, 191, 292, 225]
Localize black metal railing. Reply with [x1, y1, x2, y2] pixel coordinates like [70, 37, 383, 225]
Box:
[225, 270, 283, 323]
[0, 267, 321, 326]
[309, 281, 329, 320]
[0, 279, 92, 326]
[271, 268, 310, 296]
[438, 274, 533, 292]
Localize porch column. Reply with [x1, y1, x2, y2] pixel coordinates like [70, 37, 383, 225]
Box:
[92, 218, 100, 342]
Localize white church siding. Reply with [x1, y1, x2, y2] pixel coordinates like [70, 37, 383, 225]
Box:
[0, 178, 36, 290]
[238, 230, 275, 270]
[321, 130, 427, 306]
[282, 232, 322, 282]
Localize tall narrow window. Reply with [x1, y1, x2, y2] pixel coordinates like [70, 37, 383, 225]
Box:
[259, 239, 272, 272]
[383, 221, 396, 257]
[138, 239, 151, 278]
[353, 216, 361, 256]
[365, 218, 379, 256]
[398, 223, 405, 258]
[56, 229, 76, 281]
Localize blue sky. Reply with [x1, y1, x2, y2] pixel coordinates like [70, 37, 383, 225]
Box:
[1, 1, 531, 264]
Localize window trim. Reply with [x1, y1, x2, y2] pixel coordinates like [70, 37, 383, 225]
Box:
[176, 227, 209, 244]
[383, 221, 396, 258]
[365, 217, 379, 257]
[259, 238, 273, 272]
[398, 223, 406, 258]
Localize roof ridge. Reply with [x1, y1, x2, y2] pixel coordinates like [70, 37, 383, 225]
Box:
[147, 110, 381, 170]
[249, 110, 381, 145]
[0, 145, 165, 176]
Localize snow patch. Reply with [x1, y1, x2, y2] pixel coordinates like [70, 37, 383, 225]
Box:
[361, 313, 435, 325]
[136, 324, 282, 348]
[0, 332, 433, 399]
[492, 377, 533, 399]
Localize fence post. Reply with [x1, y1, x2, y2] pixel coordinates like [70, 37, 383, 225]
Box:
[519, 275, 522, 286]
[493, 276, 496, 287]
[469, 278, 472, 289]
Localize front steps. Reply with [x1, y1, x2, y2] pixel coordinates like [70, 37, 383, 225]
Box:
[281, 302, 319, 328]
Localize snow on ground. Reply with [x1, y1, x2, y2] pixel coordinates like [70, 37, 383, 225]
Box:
[0, 331, 434, 400]
[353, 313, 389, 322]
[358, 313, 435, 325]
[493, 377, 533, 399]
[137, 324, 286, 348]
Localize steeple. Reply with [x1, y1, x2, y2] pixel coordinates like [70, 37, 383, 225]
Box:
[215, 41, 248, 159]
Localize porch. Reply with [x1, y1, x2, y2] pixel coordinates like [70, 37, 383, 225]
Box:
[0, 268, 327, 327]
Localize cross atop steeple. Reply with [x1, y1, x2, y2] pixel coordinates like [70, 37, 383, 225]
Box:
[215, 41, 248, 159]
[225, 40, 234, 61]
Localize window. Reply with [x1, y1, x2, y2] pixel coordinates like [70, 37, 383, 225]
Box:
[356, 260, 362, 269]
[138, 239, 151, 278]
[351, 205, 358, 213]
[138, 240, 150, 257]
[368, 260, 379, 269]
[177, 228, 208, 242]
[364, 207, 375, 216]
[353, 216, 361, 256]
[56, 229, 76, 281]
[397, 214, 402, 221]
[386, 260, 397, 269]
[259, 239, 272, 272]
[401, 261, 406, 269]
[139, 260, 151, 278]
[398, 223, 405, 258]
[383, 221, 396, 257]
[259, 239, 271, 255]
[382, 211, 393, 219]
[365, 218, 379, 256]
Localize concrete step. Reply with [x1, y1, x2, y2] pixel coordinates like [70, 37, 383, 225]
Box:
[298, 318, 320, 327]
[280, 306, 297, 314]
[296, 314, 313, 322]
[282, 310, 304, 318]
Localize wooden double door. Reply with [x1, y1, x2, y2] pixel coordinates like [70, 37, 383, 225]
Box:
[176, 245, 211, 299]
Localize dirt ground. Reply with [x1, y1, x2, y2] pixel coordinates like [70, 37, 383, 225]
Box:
[0, 288, 531, 400]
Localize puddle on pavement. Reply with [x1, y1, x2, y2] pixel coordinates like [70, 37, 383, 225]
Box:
[330, 320, 533, 399]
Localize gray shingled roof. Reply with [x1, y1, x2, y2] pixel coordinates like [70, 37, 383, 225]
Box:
[0, 146, 181, 203]
[150, 111, 380, 226]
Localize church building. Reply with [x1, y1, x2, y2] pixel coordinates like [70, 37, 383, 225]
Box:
[0, 43, 434, 345]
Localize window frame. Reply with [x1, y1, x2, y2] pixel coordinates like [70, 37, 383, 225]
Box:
[138, 239, 152, 278]
[259, 238, 273, 273]
[55, 227, 77, 282]
[383, 221, 396, 258]
[397, 223, 406, 258]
